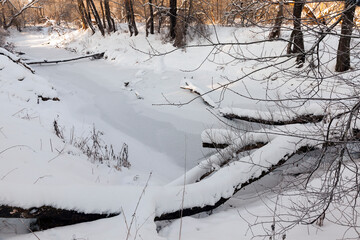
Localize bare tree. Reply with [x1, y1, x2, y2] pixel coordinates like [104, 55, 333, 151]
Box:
[1, 0, 40, 30]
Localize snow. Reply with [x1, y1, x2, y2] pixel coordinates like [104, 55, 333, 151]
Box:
[1, 25, 359, 240]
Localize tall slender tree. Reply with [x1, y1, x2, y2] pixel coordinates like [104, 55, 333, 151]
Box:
[335, 1, 356, 72]
[148, 0, 154, 35]
[287, 0, 305, 65]
[124, 0, 138, 36]
[169, 0, 177, 39]
[104, 0, 115, 32]
[269, 0, 284, 40]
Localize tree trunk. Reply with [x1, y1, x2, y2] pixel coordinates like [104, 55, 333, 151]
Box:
[173, 0, 193, 47]
[88, 0, 105, 36]
[157, 0, 165, 33]
[149, 0, 154, 35]
[169, 0, 177, 39]
[287, 0, 305, 66]
[104, 0, 115, 32]
[100, 0, 107, 30]
[124, 0, 138, 36]
[0, 4, 6, 28]
[269, 0, 284, 40]
[77, 0, 95, 33]
[335, 1, 356, 72]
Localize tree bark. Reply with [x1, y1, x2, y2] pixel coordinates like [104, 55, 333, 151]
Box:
[88, 0, 105, 36]
[100, 0, 107, 30]
[287, 0, 305, 65]
[269, 0, 284, 40]
[77, 0, 95, 33]
[0, 205, 119, 230]
[335, 1, 356, 72]
[169, 0, 177, 39]
[104, 0, 115, 32]
[149, 0, 154, 35]
[221, 112, 325, 125]
[124, 0, 138, 36]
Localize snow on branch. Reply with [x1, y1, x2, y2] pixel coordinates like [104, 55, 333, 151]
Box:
[220, 107, 325, 125]
[169, 131, 273, 186]
[4, 0, 39, 29]
[180, 79, 216, 108]
[0, 48, 35, 74]
[156, 134, 318, 220]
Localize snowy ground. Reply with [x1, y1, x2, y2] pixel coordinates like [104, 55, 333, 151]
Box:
[1, 25, 359, 239]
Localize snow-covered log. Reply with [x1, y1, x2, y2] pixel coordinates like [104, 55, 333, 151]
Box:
[169, 131, 273, 186]
[0, 205, 118, 230]
[0, 135, 317, 228]
[220, 107, 325, 125]
[156, 135, 317, 221]
[201, 129, 237, 148]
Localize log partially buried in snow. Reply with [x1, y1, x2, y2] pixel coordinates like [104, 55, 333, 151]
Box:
[0, 205, 119, 230]
[220, 107, 325, 125]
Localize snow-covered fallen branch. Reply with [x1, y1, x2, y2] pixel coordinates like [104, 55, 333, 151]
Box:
[156, 135, 318, 220]
[180, 79, 216, 108]
[170, 131, 278, 186]
[0, 48, 35, 74]
[201, 128, 239, 148]
[220, 107, 325, 125]
[26, 52, 105, 65]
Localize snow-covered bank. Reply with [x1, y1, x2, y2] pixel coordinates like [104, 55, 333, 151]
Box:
[1, 25, 360, 240]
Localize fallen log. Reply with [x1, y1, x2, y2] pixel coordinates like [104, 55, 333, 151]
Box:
[222, 112, 324, 125]
[199, 141, 267, 181]
[0, 205, 119, 230]
[156, 143, 316, 221]
[219, 107, 326, 126]
[169, 131, 273, 186]
[0, 140, 315, 228]
[26, 52, 105, 65]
